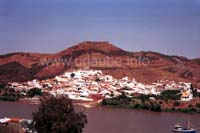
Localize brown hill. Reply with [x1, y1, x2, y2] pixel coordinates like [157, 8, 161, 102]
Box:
[0, 41, 199, 87]
[192, 58, 200, 66]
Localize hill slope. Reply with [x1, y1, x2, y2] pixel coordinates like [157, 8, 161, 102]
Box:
[0, 41, 199, 87]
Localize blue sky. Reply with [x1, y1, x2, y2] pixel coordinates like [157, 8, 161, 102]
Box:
[0, 0, 199, 58]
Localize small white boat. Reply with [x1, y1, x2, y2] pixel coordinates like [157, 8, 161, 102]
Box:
[172, 120, 196, 133]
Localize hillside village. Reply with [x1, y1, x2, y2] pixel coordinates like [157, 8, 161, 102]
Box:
[1, 41, 200, 88]
[6, 69, 198, 104]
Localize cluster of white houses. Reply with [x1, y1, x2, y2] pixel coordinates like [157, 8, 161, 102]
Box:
[8, 69, 197, 102]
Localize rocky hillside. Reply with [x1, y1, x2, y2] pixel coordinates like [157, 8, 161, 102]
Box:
[0, 41, 200, 87]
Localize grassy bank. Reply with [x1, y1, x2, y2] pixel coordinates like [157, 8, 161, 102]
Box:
[102, 92, 200, 113]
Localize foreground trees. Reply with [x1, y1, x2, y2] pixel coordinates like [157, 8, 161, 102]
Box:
[32, 96, 87, 133]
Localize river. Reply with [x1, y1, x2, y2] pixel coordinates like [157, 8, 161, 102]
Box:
[0, 101, 199, 133]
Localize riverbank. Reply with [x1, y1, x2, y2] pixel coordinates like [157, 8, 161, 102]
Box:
[17, 97, 101, 108]
[2, 96, 200, 113]
[102, 95, 200, 113]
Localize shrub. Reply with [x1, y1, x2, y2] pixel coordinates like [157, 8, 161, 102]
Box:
[180, 108, 197, 113]
[0, 96, 18, 101]
[27, 88, 42, 98]
[129, 103, 136, 109]
[102, 99, 108, 105]
[95, 77, 101, 82]
[102, 99, 120, 106]
[140, 103, 151, 110]
[118, 92, 129, 99]
[134, 103, 141, 109]
[173, 102, 180, 107]
[70, 73, 75, 78]
[160, 90, 181, 101]
[151, 103, 162, 112]
[195, 103, 200, 108]
[188, 104, 193, 108]
[171, 108, 176, 111]
[138, 94, 150, 101]
[32, 96, 87, 133]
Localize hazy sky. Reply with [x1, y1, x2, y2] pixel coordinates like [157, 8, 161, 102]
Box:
[0, 0, 199, 58]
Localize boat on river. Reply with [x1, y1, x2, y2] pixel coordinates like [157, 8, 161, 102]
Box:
[172, 120, 196, 133]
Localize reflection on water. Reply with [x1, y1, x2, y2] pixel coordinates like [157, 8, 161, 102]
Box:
[0, 102, 199, 133]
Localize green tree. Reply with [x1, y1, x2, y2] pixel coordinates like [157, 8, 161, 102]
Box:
[190, 84, 200, 98]
[141, 103, 151, 110]
[102, 98, 120, 106]
[134, 103, 141, 109]
[150, 103, 162, 112]
[70, 73, 75, 78]
[27, 88, 42, 98]
[160, 90, 181, 101]
[32, 96, 87, 133]
[95, 77, 101, 82]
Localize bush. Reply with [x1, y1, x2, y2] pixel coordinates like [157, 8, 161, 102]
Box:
[164, 108, 170, 112]
[128, 103, 136, 109]
[95, 77, 101, 82]
[180, 108, 197, 113]
[188, 104, 193, 108]
[70, 73, 75, 78]
[102, 99, 120, 106]
[0, 87, 19, 101]
[160, 90, 181, 101]
[190, 84, 200, 98]
[0, 96, 18, 101]
[118, 92, 129, 99]
[151, 103, 162, 112]
[27, 88, 42, 98]
[138, 94, 150, 101]
[190, 108, 197, 112]
[173, 102, 180, 107]
[32, 96, 87, 133]
[195, 103, 200, 108]
[134, 103, 141, 109]
[102, 99, 108, 105]
[171, 108, 176, 111]
[140, 103, 151, 110]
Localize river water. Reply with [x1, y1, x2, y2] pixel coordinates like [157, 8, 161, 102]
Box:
[0, 101, 199, 133]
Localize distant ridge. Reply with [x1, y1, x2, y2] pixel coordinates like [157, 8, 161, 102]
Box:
[0, 41, 199, 88]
